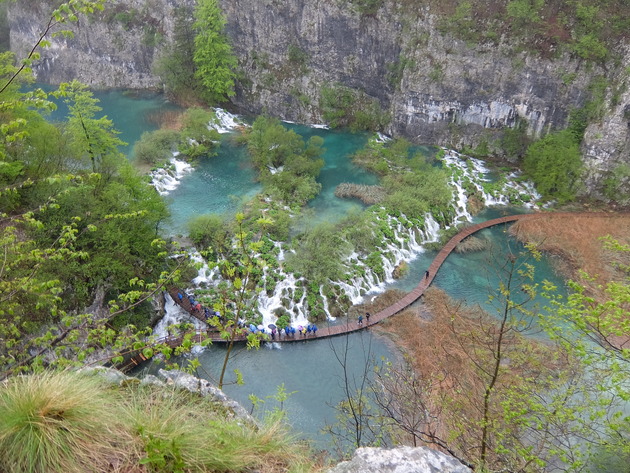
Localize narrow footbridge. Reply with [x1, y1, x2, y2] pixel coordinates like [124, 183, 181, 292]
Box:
[117, 211, 611, 371]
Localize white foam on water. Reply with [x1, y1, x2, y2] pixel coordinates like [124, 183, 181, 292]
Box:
[211, 108, 242, 134]
[153, 293, 205, 339]
[150, 154, 193, 196]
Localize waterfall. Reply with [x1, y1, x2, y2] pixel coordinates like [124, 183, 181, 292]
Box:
[210, 108, 242, 133]
[150, 154, 193, 196]
[189, 250, 219, 286]
[320, 286, 335, 320]
[153, 293, 205, 339]
[257, 272, 310, 328]
[441, 149, 540, 208]
[156, 146, 541, 328]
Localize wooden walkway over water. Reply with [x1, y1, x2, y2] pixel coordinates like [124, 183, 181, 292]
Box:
[117, 211, 615, 371]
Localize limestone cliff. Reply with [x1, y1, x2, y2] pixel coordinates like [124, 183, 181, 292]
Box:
[7, 0, 630, 193]
[7, 0, 195, 89]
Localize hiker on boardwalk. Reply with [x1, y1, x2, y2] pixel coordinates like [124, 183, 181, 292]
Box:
[177, 292, 183, 302]
[312, 324, 318, 336]
[358, 314, 363, 325]
[425, 270, 430, 279]
[366, 312, 370, 325]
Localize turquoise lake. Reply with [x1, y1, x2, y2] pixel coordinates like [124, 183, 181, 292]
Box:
[46, 88, 567, 449]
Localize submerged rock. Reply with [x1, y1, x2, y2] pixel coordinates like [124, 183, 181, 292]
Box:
[326, 446, 471, 473]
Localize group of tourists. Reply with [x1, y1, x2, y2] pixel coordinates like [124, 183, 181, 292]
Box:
[175, 291, 222, 323]
[248, 323, 319, 339]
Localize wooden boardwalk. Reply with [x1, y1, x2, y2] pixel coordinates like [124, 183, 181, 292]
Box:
[117, 211, 617, 371]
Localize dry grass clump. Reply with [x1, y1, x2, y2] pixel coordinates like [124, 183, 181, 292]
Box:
[146, 110, 184, 130]
[509, 214, 630, 290]
[0, 371, 322, 473]
[334, 183, 386, 205]
[454, 235, 487, 253]
[0, 371, 135, 473]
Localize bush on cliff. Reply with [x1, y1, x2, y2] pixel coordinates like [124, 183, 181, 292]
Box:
[522, 129, 583, 202]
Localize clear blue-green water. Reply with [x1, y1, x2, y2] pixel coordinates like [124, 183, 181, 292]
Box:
[37, 85, 181, 155]
[139, 330, 391, 450]
[65, 90, 568, 450]
[162, 140, 261, 234]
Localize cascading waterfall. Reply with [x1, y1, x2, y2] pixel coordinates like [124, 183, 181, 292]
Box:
[212, 108, 244, 134]
[441, 149, 541, 208]
[257, 272, 310, 328]
[149, 109, 243, 196]
[150, 153, 193, 196]
[153, 293, 206, 339]
[189, 250, 219, 286]
[159, 141, 540, 336]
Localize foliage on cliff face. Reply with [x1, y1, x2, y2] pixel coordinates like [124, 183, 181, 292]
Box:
[193, 0, 238, 105]
[430, 0, 628, 62]
[522, 129, 583, 203]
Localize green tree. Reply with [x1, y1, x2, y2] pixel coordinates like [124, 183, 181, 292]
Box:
[0, 2, 182, 378]
[56, 80, 126, 180]
[192, 0, 237, 104]
[286, 223, 352, 285]
[187, 213, 231, 256]
[196, 214, 268, 389]
[245, 116, 324, 205]
[133, 129, 180, 165]
[522, 130, 583, 202]
[154, 6, 203, 103]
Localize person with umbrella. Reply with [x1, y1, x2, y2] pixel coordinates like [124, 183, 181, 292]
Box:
[268, 323, 277, 340]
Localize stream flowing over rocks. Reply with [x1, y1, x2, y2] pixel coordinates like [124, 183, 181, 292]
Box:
[7, 0, 630, 195]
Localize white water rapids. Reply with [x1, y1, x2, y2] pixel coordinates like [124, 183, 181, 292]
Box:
[154, 137, 541, 337]
[149, 109, 243, 196]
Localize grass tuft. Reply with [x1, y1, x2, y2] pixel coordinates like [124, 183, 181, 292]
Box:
[0, 371, 133, 473]
[0, 371, 322, 473]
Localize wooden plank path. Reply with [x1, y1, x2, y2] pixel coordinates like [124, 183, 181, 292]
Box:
[117, 211, 621, 371]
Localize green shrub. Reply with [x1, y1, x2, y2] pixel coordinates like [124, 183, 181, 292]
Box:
[320, 83, 388, 132]
[178, 108, 221, 159]
[287, 43, 308, 67]
[187, 213, 231, 253]
[348, 0, 384, 15]
[522, 130, 583, 202]
[573, 34, 608, 62]
[603, 164, 630, 204]
[133, 129, 180, 165]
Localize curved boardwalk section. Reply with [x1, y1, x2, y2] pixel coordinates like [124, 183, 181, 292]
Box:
[118, 211, 613, 371]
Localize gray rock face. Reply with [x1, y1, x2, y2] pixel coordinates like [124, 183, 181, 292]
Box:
[7, 0, 630, 193]
[157, 369, 255, 425]
[8, 0, 195, 88]
[326, 446, 471, 473]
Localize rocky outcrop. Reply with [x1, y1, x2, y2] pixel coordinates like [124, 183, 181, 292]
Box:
[7, 0, 630, 192]
[81, 366, 257, 425]
[8, 0, 195, 88]
[326, 446, 471, 473]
